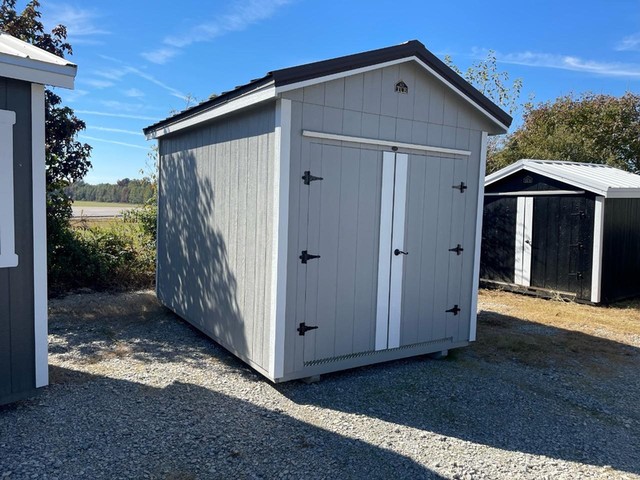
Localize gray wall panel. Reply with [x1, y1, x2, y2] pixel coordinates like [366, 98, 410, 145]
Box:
[157, 103, 276, 373]
[0, 77, 35, 403]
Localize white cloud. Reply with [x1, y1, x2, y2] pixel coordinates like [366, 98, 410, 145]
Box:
[142, 0, 291, 64]
[83, 78, 114, 88]
[616, 33, 640, 51]
[123, 88, 145, 98]
[141, 47, 179, 65]
[471, 47, 640, 79]
[99, 100, 148, 113]
[75, 110, 159, 121]
[43, 3, 109, 43]
[80, 135, 148, 150]
[93, 63, 187, 100]
[87, 126, 143, 136]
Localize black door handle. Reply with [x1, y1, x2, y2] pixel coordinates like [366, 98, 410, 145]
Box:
[394, 249, 408, 256]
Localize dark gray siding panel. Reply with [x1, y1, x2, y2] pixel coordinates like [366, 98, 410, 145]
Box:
[0, 77, 35, 404]
[601, 198, 640, 303]
[157, 103, 276, 374]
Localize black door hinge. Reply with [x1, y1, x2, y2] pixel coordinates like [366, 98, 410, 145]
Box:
[299, 250, 321, 264]
[453, 182, 467, 193]
[570, 242, 584, 249]
[446, 305, 461, 315]
[298, 322, 319, 336]
[570, 210, 585, 219]
[569, 272, 583, 279]
[449, 244, 464, 255]
[302, 171, 323, 185]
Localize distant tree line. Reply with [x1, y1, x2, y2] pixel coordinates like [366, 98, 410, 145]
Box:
[68, 178, 155, 204]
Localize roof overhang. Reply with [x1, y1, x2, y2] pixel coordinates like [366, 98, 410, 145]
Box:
[485, 159, 640, 199]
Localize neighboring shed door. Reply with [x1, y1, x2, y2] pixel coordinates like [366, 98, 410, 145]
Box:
[530, 196, 594, 299]
[299, 145, 470, 364]
[480, 196, 517, 283]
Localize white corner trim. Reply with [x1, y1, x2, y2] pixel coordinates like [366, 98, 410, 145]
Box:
[302, 130, 471, 157]
[387, 153, 408, 349]
[0, 109, 18, 269]
[591, 196, 605, 303]
[0, 58, 76, 89]
[469, 131, 488, 341]
[514, 196, 533, 287]
[269, 98, 291, 379]
[146, 83, 276, 139]
[375, 152, 396, 350]
[32, 84, 48, 388]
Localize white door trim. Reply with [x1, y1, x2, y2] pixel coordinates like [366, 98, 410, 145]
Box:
[591, 196, 605, 303]
[387, 153, 408, 349]
[514, 196, 533, 286]
[32, 84, 48, 388]
[375, 152, 396, 350]
[0, 109, 18, 269]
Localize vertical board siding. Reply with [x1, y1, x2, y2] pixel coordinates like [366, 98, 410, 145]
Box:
[282, 59, 489, 376]
[157, 103, 276, 373]
[0, 78, 35, 404]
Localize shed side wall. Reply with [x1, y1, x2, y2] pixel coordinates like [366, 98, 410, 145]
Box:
[0, 77, 35, 404]
[157, 103, 276, 374]
[282, 61, 491, 377]
[601, 198, 640, 303]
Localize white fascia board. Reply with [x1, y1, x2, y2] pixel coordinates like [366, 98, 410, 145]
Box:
[0, 54, 76, 89]
[484, 160, 527, 186]
[269, 98, 291, 380]
[485, 190, 586, 197]
[302, 130, 471, 156]
[605, 188, 640, 199]
[276, 55, 510, 134]
[32, 84, 49, 388]
[146, 83, 276, 139]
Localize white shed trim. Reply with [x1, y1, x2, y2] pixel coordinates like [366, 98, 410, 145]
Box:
[591, 196, 605, 303]
[269, 98, 291, 379]
[277, 56, 509, 133]
[375, 152, 396, 350]
[0, 109, 18, 269]
[485, 190, 585, 197]
[387, 153, 408, 349]
[514, 197, 533, 286]
[469, 131, 488, 341]
[31, 84, 48, 388]
[146, 83, 277, 140]
[302, 130, 471, 156]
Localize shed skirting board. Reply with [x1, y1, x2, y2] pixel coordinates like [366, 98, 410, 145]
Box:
[469, 131, 488, 341]
[591, 196, 605, 303]
[31, 84, 48, 388]
[302, 130, 471, 157]
[0, 109, 18, 268]
[269, 98, 291, 379]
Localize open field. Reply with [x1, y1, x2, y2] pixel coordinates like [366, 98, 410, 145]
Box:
[1, 289, 638, 479]
[71, 201, 141, 218]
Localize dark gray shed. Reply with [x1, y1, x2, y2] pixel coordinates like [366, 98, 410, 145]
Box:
[144, 40, 512, 382]
[481, 159, 640, 304]
[0, 34, 77, 405]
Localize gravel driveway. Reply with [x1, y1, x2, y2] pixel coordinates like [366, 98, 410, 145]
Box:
[1, 290, 638, 479]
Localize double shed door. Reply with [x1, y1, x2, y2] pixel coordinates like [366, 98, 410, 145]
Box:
[297, 143, 471, 364]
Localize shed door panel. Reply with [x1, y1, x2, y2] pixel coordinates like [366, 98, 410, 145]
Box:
[302, 143, 382, 363]
[399, 154, 469, 346]
[480, 197, 517, 282]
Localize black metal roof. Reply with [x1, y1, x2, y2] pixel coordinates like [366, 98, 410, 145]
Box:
[144, 40, 513, 135]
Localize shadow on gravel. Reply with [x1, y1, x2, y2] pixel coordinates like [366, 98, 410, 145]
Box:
[279, 311, 640, 476]
[0, 366, 443, 480]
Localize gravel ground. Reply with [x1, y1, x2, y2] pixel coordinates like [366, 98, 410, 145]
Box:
[1, 290, 639, 480]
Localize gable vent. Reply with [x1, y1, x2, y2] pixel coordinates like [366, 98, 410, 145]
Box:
[395, 80, 408, 94]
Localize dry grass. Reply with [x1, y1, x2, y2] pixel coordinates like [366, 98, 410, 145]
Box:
[475, 288, 640, 374]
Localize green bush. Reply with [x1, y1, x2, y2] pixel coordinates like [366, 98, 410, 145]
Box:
[48, 212, 156, 296]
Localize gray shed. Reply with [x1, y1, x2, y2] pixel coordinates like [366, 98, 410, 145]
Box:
[144, 40, 512, 382]
[0, 34, 77, 405]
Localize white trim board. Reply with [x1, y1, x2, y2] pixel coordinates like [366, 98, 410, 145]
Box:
[302, 130, 471, 157]
[485, 190, 585, 197]
[469, 131, 488, 341]
[0, 61, 75, 89]
[32, 84, 48, 388]
[0, 109, 18, 269]
[269, 98, 291, 380]
[514, 197, 533, 287]
[375, 152, 396, 351]
[387, 153, 408, 349]
[591, 196, 605, 303]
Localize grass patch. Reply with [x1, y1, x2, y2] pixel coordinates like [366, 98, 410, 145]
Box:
[73, 200, 141, 208]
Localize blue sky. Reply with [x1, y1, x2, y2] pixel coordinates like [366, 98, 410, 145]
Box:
[35, 0, 640, 184]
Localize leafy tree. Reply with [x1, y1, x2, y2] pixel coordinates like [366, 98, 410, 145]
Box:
[491, 93, 640, 174]
[0, 0, 91, 221]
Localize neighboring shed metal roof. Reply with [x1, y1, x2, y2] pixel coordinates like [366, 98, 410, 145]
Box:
[0, 33, 76, 88]
[485, 159, 640, 198]
[144, 40, 513, 139]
